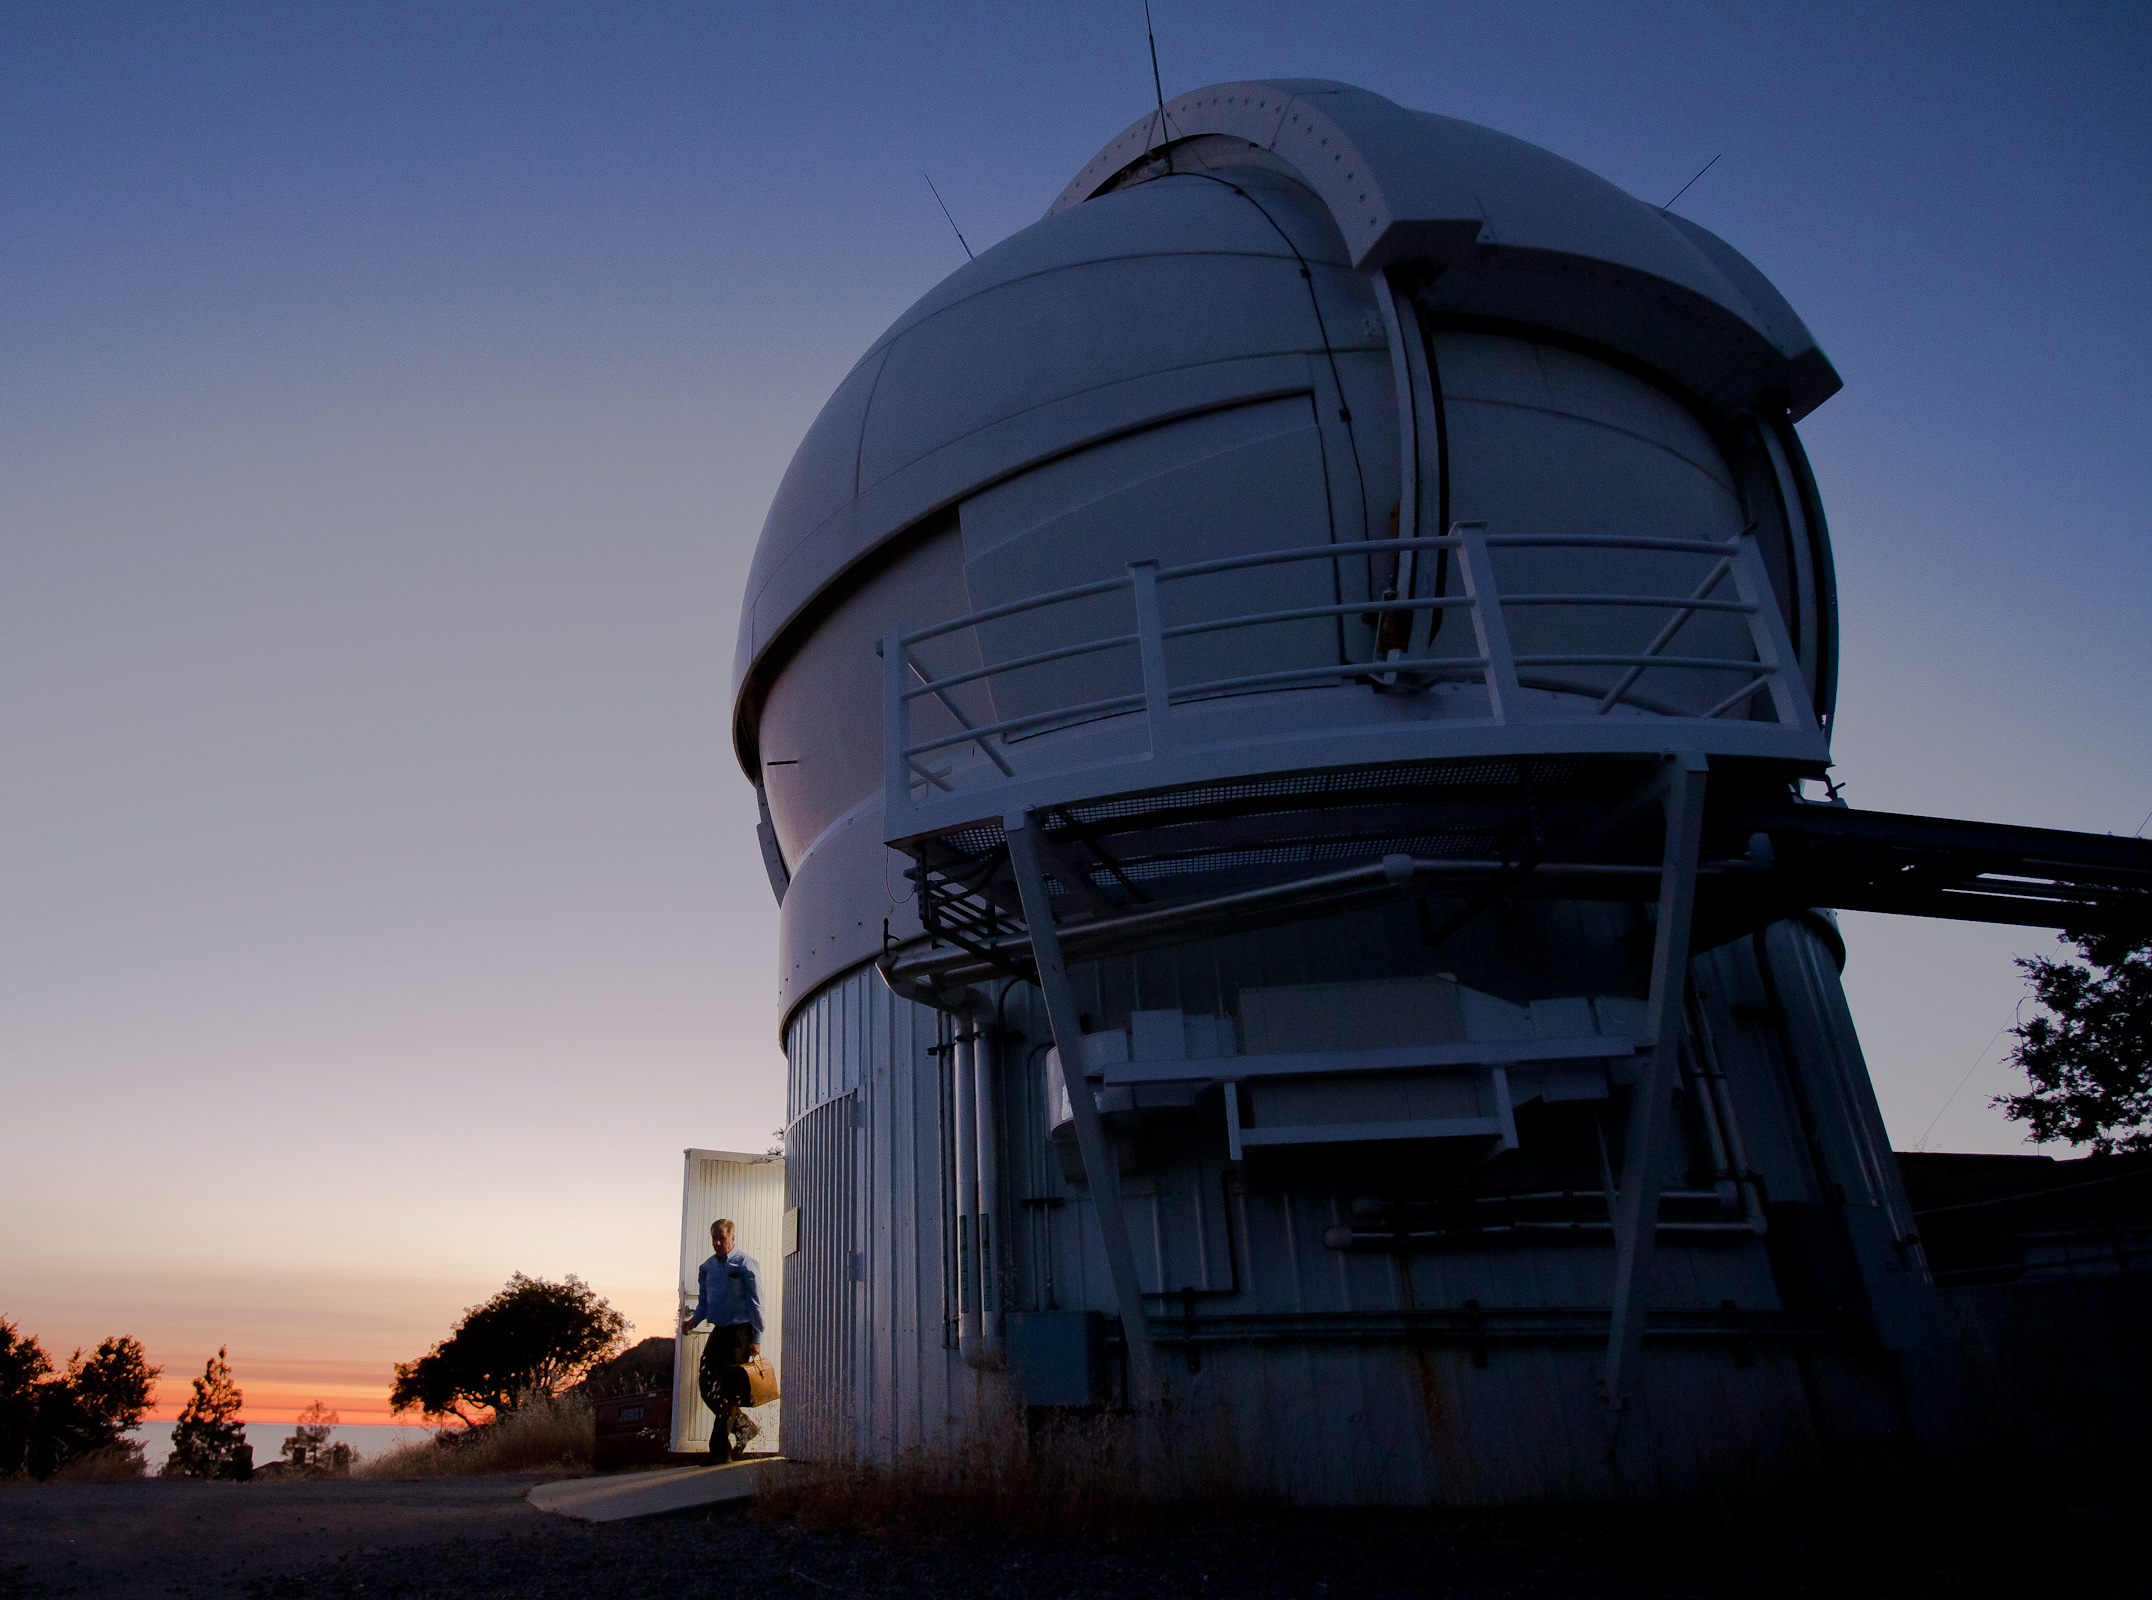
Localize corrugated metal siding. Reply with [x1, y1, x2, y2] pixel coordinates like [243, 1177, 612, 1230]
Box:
[780, 1092, 858, 1460]
[787, 971, 867, 1124]
[670, 1152, 785, 1453]
[777, 913, 1914, 1500]
[781, 963, 963, 1463]
[859, 966, 961, 1461]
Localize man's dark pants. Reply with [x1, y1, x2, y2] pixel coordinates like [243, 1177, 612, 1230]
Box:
[696, 1322, 755, 1461]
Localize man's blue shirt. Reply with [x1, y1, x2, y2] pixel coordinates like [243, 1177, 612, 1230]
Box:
[689, 1248, 763, 1336]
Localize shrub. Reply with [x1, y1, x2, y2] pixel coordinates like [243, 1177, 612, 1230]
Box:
[50, 1441, 148, 1482]
[1, 1318, 159, 1481]
[755, 1401, 1252, 1536]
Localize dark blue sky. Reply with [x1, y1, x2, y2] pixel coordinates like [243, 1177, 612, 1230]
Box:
[3, 1, 2145, 1413]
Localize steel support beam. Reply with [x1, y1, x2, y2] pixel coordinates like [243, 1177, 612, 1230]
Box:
[1602, 752, 1709, 1411]
[1003, 807, 1162, 1404]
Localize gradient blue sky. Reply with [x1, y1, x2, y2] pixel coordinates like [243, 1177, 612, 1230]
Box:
[3, 2, 2145, 1418]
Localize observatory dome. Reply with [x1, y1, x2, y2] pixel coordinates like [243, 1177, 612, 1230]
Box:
[734, 82, 1973, 1509]
[734, 79, 1836, 751]
[739, 79, 1841, 1017]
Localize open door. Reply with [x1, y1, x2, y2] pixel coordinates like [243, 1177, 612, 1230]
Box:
[670, 1147, 785, 1453]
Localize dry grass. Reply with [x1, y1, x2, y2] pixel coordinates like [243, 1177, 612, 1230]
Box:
[358, 1393, 594, 1479]
[755, 1400, 1262, 1536]
[48, 1442, 149, 1482]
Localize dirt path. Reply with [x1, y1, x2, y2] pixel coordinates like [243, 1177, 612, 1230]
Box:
[0, 1477, 554, 1598]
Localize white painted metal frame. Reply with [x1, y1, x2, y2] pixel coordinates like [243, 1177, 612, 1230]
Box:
[1225, 1063, 1519, 1157]
[1003, 808, 1163, 1404]
[1600, 753, 1709, 1411]
[1102, 1034, 1635, 1087]
[881, 527, 1819, 846]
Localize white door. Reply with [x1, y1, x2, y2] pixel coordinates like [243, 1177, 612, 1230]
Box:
[670, 1148, 785, 1453]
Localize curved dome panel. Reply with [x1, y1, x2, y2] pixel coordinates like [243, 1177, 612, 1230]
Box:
[1059, 79, 1837, 419]
[734, 84, 1839, 773]
[734, 170, 1380, 719]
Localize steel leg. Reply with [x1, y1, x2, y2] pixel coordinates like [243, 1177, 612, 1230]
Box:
[1003, 808, 1161, 1404]
[1602, 752, 1709, 1411]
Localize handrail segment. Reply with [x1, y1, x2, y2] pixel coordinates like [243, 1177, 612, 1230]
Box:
[883, 525, 1816, 832]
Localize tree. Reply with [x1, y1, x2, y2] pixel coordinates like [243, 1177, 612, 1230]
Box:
[390, 1273, 627, 1426]
[35, 1338, 158, 1479]
[1997, 930, 2152, 1152]
[0, 1317, 54, 1478]
[162, 1347, 250, 1480]
[1, 1319, 159, 1480]
[280, 1402, 355, 1477]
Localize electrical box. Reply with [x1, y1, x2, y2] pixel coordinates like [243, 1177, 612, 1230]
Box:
[1006, 1311, 1104, 1407]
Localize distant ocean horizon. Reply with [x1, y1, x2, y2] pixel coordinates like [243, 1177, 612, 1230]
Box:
[130, 1420, 435, 1471]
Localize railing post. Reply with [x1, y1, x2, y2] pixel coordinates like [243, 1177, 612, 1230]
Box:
[1454, 522, 1522, 721]
[882, 629, 911, 819]
[1728, 534, 1812, 730]
[1128, 561, 1175, 758]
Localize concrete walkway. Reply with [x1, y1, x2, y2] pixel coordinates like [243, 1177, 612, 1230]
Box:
[525, 1456, 785, 1522]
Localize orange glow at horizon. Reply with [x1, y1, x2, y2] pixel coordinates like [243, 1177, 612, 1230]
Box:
[147, 1371, 405, 1427]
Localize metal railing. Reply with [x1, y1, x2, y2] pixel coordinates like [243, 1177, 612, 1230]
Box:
[882, 522, 1819, 838]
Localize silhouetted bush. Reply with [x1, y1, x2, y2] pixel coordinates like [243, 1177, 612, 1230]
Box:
[0, 1316, 160, 1481]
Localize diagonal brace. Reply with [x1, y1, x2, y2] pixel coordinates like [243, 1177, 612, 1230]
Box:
[1602, 751, 1709, 1412]
[1003, 808, 1161, 1404]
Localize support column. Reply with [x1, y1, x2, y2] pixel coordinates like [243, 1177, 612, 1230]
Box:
[1602, 752, 1709, 1411]
[1003, 808, 1161, 1404]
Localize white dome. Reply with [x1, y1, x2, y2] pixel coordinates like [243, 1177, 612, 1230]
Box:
[732, 79, 1837, 739]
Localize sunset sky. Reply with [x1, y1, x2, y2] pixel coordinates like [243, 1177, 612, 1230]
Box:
[3, 2, 2145, 1425]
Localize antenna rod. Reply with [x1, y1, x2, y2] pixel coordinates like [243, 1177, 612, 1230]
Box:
[1661, 153, 1721, 212]
[1143, 0, 1169, 156]
[925, 174, 974, 260]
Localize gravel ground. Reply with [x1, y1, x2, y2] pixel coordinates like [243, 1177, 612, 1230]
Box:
[0, 1476, 552, 1599]
[3, 1476, 2137, 1600]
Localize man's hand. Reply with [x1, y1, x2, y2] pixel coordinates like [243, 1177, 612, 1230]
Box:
[750, 1344, 761, 1358]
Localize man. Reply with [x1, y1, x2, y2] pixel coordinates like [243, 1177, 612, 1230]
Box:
[681, 1217, 763, 1461]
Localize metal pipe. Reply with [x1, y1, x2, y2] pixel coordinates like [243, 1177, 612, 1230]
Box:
[1517, 653, 1765, 671]
[1156, 534, 1459, 584]
[905, 688, 1146, 759]
[902, 531, 1745, 654]
[1159, 594, 1477, 640]
[1502, 593, 1753, 611]
[1484, 534, 1741, 555]
[1687, 988, 1767, 1237]
[906, 633, 1139, 700]
[1672, 1022, 1736, 1214]
[938, 1010, 958, 1349]
[906, 659, 1015, 777]
[971, 1023, 1006, 1368]
[1593, 557, 1734, 714]
[952, 1023, 981, 1369]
